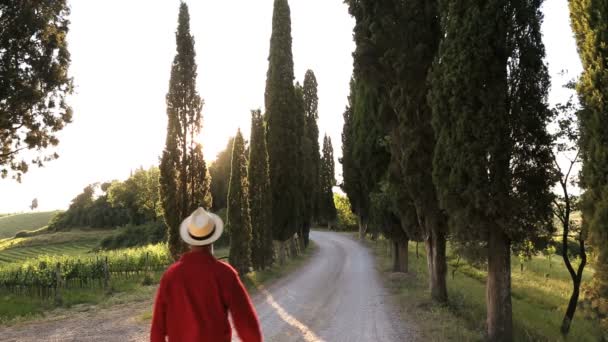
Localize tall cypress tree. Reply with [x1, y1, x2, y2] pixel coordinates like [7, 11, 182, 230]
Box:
[430, 1, 554, 340]
[569, 0, 608, 324]
[319, 135, 337, 226]
[228, 130, 252, 274]
[294, 82, 310, 249]
[340, 78, 365, 237]
[265, 0, 299, 247]
[160, 3, 210, 260]
[249, 110, 274, 270]
[303, 70, 322, 233]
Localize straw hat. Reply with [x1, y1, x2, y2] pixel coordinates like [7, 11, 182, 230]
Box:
[179, 207, 224, 246]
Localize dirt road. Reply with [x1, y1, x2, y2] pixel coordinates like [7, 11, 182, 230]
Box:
[0, 231, 414, 341]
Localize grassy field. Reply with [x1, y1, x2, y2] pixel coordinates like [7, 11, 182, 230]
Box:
[366, 237, 604, 341]
[0, 211, 60, 239]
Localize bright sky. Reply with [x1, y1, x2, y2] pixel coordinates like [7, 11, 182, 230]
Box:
[0, 0, 582, 213]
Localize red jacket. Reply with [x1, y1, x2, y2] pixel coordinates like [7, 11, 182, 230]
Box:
[150, 249, 262, 342]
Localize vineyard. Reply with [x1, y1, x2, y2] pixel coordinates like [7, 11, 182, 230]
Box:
[0, 244, 172, 299]
[0, 241, 98, 264]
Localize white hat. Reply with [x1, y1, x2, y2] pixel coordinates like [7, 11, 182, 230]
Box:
[179, 207, 224, 246]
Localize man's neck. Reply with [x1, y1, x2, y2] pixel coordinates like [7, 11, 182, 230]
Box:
[190, 245, 212, 254]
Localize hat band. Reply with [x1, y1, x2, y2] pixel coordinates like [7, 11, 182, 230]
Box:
[188, 226, 216, 241]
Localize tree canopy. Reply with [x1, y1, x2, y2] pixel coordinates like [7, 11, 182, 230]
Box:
[0, 1, 73, 181]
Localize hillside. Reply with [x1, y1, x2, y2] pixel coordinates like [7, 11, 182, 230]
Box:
[0, 211, 60, 239]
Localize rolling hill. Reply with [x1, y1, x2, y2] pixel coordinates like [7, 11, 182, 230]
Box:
[0, 211, 61, 239]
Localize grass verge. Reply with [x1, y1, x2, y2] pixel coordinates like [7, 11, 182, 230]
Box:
[364, 237, 604, 342]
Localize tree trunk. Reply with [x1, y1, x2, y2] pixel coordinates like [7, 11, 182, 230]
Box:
[416, 242, 419, 259]
[398, 238, 409, 273]
[561, 280, 580, 334]
[358, 215, 364, 240]
[486, 229, 513, 342]
[274, 240, 285, 265]
[560, 236, 587, 334]
[392, 240, 400, 272]
[425, 230, 447, 302]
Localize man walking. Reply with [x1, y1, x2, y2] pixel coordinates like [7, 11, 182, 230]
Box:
[151, 208, 262, 342]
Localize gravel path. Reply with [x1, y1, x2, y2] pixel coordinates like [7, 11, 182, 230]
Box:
[0, 231, 415, 341]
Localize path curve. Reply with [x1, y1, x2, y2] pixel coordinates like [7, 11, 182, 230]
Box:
[248, 231, 413, 342]
[0, 231, 414, 341]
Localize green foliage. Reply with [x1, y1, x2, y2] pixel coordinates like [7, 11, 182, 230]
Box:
[107, 167, 161, 225]
[340, 78, 361, 215]
[160, 3, 211, 260]
[319, 136, 337, 225]
[339, 76, 389, 226]
[0, 1, 73, 181]
[569, 0, 608, 325]
[334, 194, 357, 231]
[265, 0, 299, 242]
[209, 137, 235, 211]
[99, 222, 165, 251]
[0, 211, 60, 239]
[228, 130, 252, 274]
[50, 168, 161, 231]
[248, 110, 273, 270]
[429, 0, 554, 246]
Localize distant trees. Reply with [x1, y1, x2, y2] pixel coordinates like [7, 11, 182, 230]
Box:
[430, 0, 554, 339]
[108, 167, 161, 224]
[265, 0, 300, 260]
[160, 3, 211, 260]
[569, 0, 608, 328]
[209, 137, 235, 211]
[228, 130, 253, 274]
[30, 199, 38, 211]
[49, 167, 161, 231]
[0, 1, 73, 181]
[319, 135, 337, 227]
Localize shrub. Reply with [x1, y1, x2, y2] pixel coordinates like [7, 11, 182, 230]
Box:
[99, 222, 165, 250]
[334, 194, 357, 231]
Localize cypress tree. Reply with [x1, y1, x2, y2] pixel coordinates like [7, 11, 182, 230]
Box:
[209, 137, 235, 211]
[430, 1, 554, 340]
[569, 0, 608, 324]
[319, 135, 337, 226]
[189, 143, 213, 212]
[160, 3, 210, 260]
[228, 130, 253, 274]
[340, 78, 364, 237]
[345, 0, 447, 302]
[265, 0, 299, 250]
[294, 82, 310, 250]
[303, 70, 322, 237]
[249, 110, 274, 270]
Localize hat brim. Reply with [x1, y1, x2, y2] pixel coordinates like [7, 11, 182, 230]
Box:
[179, 213, 224, 246]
